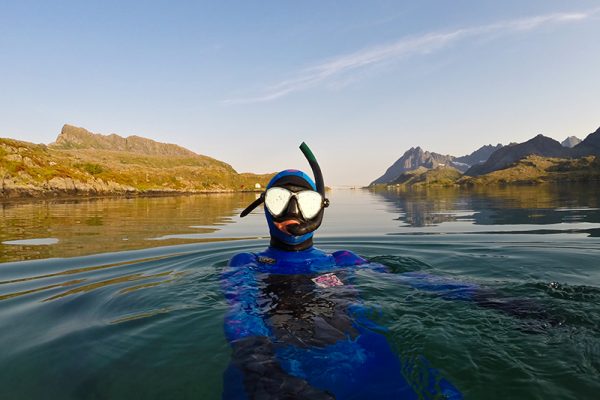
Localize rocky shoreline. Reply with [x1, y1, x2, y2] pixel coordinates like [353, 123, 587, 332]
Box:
[0, 172, 265, 200]
[1, 125, 273, 200]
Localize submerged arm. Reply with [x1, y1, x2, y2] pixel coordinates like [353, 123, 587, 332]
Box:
[350, 253, 558, 327]
[333, 250, 478, 299]
[332, 250, 463, 399]
[222, 253, 270, 341]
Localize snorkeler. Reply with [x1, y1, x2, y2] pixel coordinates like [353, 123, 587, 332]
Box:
[221, 143, 463, 399]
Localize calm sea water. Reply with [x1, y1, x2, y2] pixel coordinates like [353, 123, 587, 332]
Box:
[1, 186, 599, 399]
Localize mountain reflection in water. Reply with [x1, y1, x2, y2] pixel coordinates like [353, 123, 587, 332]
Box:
[372, 184, 600, 229]
[2, 185, 600, 263]
[0, 194, 261, 262]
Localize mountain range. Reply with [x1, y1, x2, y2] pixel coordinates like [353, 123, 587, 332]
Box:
[371, 147, 456, 184]
[466, 128, 599, 177]
[371, 143, 503, 185]
[371, 127, 599, 186]
[464, 134, 564, 176]
[3, 123, 599, 197]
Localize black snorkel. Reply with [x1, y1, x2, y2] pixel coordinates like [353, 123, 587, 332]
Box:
[284, 142, 329, 236]
[299, 142, 326, 197]
[239, 142, 329, 223]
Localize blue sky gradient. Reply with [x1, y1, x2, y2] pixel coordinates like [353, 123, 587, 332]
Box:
[1, 1, 599, 185]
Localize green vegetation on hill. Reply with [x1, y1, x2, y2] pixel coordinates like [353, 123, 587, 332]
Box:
[1, 127, 273, 198]
[459, 155, 600, 186]
[379, 166, 463, 188]
[371, 126, 600, 188]
[370, 155, 600, 190]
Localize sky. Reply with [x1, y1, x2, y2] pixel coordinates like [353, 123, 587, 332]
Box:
[1, 0, 599, 186]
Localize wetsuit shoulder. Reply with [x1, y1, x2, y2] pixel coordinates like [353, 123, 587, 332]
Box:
[228, 252, 257, 267]
[332, 250, 367, 266]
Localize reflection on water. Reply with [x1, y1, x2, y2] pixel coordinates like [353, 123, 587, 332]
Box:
[372, 184, 600, 231]
[0, 194, 260, 262]
[1, 187, 600, 399]
[2, 238, 60, 246]
[2, 185, 600, 262]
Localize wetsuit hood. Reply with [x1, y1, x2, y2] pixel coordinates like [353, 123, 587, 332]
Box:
[239, 143, 329, 250]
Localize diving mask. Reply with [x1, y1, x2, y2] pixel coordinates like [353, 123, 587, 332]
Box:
[239, 142, 329, 220]
[265, 187, 328, 219]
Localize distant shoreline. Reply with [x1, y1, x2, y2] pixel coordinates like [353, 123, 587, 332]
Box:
[0, 188, 264, 202]
[366, 155, 600, 189]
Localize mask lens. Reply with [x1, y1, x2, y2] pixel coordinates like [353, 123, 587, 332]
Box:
[296, 191, 323, 219]
[265, 187, 292, 217]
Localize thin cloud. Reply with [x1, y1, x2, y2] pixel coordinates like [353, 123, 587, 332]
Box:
[223, 9, 597, 105]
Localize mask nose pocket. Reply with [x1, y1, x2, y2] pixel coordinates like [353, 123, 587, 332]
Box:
[286, 196, 300, 216]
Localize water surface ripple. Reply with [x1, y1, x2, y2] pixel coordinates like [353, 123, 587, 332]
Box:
[1, 187, 599, 399]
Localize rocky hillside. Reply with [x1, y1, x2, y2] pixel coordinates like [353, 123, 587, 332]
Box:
[465, 135, 566, 176]
[459, 155, 600, 186]
[571, 126, 600, 157]
[465, 127, 600, 176]
[370, 147, 455, 185]
[454, 144, 503, 167]
[1, 125, 273, 198]
[51, 124, 198, 157]
[389, 166, 463, 187]
[371, 143, 502, 185]
[370, 125, 600, 188]
[372, 155, 600, 188]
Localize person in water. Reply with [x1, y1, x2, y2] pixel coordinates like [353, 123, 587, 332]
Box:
[221, 143, 463, 399]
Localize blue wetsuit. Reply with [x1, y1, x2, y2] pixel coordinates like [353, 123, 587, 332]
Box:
[221, 246, 464, 400]
[222, 144, 554, 399]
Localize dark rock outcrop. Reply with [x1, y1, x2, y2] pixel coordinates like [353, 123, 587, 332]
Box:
[465, 135, 567, 176]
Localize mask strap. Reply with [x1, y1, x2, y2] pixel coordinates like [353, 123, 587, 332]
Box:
[240, 192, 265, 217]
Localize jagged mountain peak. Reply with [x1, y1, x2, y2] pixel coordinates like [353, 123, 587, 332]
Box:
[370, 146, 454, 185]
